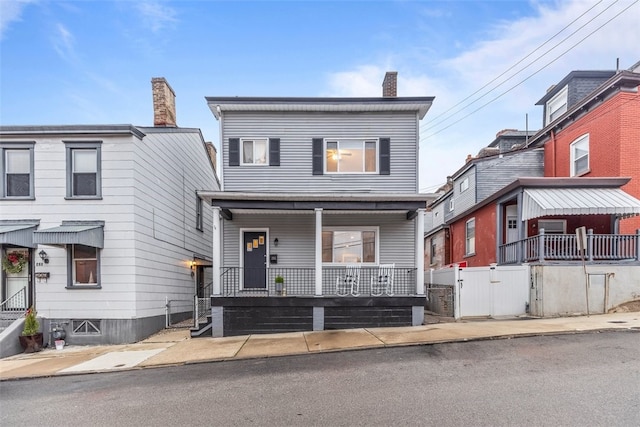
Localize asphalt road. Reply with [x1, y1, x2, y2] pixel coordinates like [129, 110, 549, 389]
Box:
[1, 330, 639, 427]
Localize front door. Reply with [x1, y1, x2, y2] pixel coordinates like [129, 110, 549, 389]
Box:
[243, 231, 267, 289]
[2, 248, 31, 309]
[506, 205, 518, 243]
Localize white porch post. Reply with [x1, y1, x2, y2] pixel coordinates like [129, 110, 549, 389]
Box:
[416, 208, 426, 295]
[315, 208, 323, 296]
[212, 206, 221, 296]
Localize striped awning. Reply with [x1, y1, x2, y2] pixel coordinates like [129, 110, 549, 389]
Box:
[522, 188, 640, 221]
[33, 221, 104, 248]
[0, 221, 40, 248]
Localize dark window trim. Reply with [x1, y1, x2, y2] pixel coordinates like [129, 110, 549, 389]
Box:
[66, 243, 101, 289]
[0, 141, 36, 200]
[196, 194, 204, 231]
[65, 141, 102, 199]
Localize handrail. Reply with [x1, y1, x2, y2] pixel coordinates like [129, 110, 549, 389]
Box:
[0, 286, 27, 317]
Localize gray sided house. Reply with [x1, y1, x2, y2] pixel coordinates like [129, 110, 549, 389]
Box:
[198, 72, 435, 337]
[0, 78, 219, 355]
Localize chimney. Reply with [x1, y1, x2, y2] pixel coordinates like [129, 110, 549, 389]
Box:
[382, 71, 398, 97]
[205, 142, 218, 174]
[152, 77, 177, 127]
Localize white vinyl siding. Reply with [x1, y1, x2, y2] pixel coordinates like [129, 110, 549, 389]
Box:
[222, 112, 418, 193]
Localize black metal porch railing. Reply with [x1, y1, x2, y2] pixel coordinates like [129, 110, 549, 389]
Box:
[499, 229, 640, 264]
[220, 266, 419, 297]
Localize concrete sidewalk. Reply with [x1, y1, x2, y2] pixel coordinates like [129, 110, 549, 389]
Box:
[1, 312, 638, 381]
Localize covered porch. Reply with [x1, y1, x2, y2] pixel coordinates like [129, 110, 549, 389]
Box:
[497, 178, 640, 265]
[197, 191, 430, 336]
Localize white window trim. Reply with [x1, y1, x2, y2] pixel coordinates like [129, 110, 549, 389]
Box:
[459, 177, 469, 193]
[240, 138, 268, 166]
[322, 226, 380, 265]
[449, 198, 455, 211]
[324, 138, 379, 174]
[465, 218, 476, 256]
[546, 85, 568, 125]
[570, 133, 590, 177]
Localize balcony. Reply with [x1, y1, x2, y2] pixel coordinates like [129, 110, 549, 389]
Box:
[499, 229, 640, 264]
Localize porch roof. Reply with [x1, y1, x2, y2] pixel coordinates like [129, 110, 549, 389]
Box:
[522, 188, 640, 221]
[0, 220, 40, 248]
[33, 221, 105, 248]
[198, 191, 431, 218]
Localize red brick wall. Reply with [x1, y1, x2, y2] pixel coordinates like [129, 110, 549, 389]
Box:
[546, 89, 640, 233]
[450, 202, 497, 267]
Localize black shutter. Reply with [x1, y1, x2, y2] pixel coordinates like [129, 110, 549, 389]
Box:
[269, 138, 280, 166]
[229, 138, 240, 166]
[379, 137, 390, 175]
[312, 138, 324, 175]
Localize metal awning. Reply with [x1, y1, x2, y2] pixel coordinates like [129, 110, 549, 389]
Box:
[0, 220, 40, 248]
[33, 221, 105, 248]
[522, 188, 640, 221]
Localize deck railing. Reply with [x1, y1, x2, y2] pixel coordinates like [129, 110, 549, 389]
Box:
[220, 266, 418, 297]
[499, 229, 640, 264]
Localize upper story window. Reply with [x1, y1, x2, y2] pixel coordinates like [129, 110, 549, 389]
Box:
[196, 195, 203, 231]
[465, 218, 476, 256]
[430, 237, 437, 265]
[570, 134, 589, 176]
[242, 138, 268, 165]
[322, 227, 378, 264]
[1, 142, 35, 199]
[325, 139, 377, 173]
[65, 142, 102, 199]
[449, 198, 455, 211]
[546, 86, 568, 125]
[459, 177, 469, 193]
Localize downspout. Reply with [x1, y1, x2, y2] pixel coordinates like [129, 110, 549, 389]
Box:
[550, 129, 557, 177]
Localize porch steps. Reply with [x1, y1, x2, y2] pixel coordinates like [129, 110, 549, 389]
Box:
[190, 315, 212, 338]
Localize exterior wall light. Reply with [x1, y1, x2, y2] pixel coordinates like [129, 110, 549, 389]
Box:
[38, 250, 49, 264]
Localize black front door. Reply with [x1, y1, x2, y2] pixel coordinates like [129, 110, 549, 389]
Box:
[243, 231, 267, 289]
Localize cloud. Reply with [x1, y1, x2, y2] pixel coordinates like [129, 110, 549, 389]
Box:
[135, 0, 178, 33]
[326, 0, 640, 189]
[51, 22, 76, 62]
[0, 0, 35, 41]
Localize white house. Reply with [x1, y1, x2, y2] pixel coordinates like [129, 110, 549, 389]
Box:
[0, 78, 219, 354]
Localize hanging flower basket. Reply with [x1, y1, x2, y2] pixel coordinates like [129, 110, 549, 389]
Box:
[2, 251, 27, 274]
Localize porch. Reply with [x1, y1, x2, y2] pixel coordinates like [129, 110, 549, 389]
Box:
[499, 229, 640, 264]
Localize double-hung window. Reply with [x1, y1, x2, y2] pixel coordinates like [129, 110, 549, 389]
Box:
[1, 143, 35, 199]
[196, 195, 203, 231]
[325, 139, 377, 173]
[465, 218, 476, 256]
[459, 177, 469, 193]
[241, 138, 268, 165]
[570, 134, 589, 176]
[545, 86, 568, 125]
[66, 142, 102, 198]
[322, 227, 378, 264]
[69, 244, 100, 287]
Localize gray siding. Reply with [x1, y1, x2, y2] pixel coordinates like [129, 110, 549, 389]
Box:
[476, 149, 544, 201]
[452, 166, 476, 215]
[223, 212, 416, 268]
[568, 77, 611, 109]
[221, 112, 418, 193]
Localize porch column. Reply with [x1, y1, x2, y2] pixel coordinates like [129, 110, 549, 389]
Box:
[516, 190, 525, 263]
[315, 208, 323, 296]
[212, 206, 222, 296]
[416, 208, 426, 295]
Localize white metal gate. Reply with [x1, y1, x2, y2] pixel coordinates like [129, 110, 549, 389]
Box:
[458, 265, 530, 318]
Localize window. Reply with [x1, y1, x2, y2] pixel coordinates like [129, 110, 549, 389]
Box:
[538, 220, 566, 235]
[570, 134, 589, 176]
[65, 142, 101, 198]
[430, 237, 437, 265]
[325, 139, 377, 173]
[449, 198, 455, 211]
[546, 86, 568, 125]
[465, 218, 475, 256]
[196, 195, 203, 231]
[69, 244, 100, 287]
[1, 143, 34, 199]
[241, 138, 267, 165]
[459, 177, 469, 193]
[322, 228, 377, 264]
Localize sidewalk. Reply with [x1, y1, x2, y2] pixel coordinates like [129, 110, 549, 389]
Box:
[1, 312, 638, 381]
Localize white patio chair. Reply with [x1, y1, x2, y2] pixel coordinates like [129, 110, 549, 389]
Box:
[370, 264, 395, 296]
[336, 264, 361, 296]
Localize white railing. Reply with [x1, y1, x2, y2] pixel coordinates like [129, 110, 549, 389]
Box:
[0, 286, 27, 319]
[499, 229, 640, 264]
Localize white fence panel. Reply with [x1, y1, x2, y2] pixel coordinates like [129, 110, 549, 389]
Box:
[491, 265, 530, 316]
[459, 267, 492, 317]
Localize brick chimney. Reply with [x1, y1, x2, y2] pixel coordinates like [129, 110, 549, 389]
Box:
[205, 142, 217, 174]
[152, 77, 176, 127]
[382, 71, 398, 97]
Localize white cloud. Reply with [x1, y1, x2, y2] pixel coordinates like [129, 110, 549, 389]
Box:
[135, 0, 178, 33]
[326, 0, 640, 190]
[51, 22, 76, 61]
[0, 0, 35, 41]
